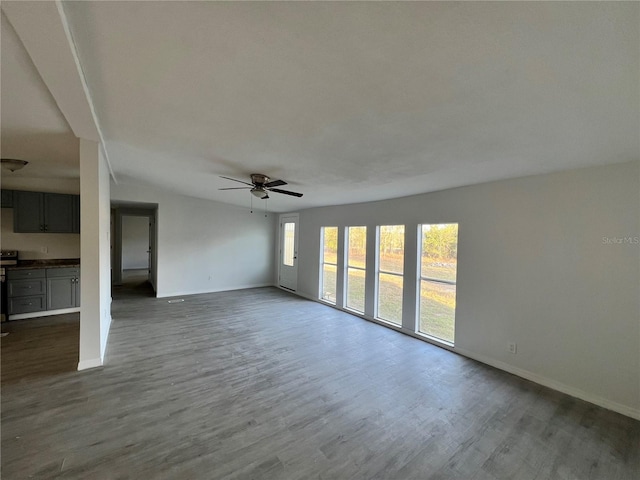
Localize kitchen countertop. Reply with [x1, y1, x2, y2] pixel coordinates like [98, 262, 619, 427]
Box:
[8, 259, 80, 270]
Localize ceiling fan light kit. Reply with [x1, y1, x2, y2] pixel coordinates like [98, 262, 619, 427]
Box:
[251, 187, 269, 199]
[219, 173, 303, 200]
[1, 158, 29, 172]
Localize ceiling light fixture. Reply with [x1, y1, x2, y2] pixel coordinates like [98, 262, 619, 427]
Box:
[250, 187, 269, 199]
[1, 158, 29, 172]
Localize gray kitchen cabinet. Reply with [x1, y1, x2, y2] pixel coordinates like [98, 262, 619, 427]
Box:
[8, 295, 47, 315]
[7, 269, 46, 315]
[13, 191, 79, 233]
[13, 191, 43, 233]
[44, 193, 75, 233]
[7, 267, 80, 316]
[46, 268, 80, 309]
[1, 189, 14, 208]
[8, 277, 46, 296]
[72, 195, 80, 233]
[7, 268, 46, 281]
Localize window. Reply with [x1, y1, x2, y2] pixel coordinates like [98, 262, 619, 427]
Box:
[418, 223, 458, 344]
[345, 226, 366, 313]
[376, 225, 405, 325]
[283, 222, 296, 267]
[320, 226, 338, 303]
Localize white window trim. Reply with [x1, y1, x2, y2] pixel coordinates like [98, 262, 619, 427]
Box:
[416, 223, 458, 346]
[345, 226, 367, 314]
[319, 226, 338, 304]
[374, 225, 405, 325]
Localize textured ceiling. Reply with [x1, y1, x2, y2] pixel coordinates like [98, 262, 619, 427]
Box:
[3, 2, 639, 211]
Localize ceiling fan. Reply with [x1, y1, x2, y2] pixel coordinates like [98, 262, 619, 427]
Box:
[219, 173, 303, 199]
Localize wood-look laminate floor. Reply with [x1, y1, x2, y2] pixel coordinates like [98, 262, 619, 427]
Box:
[2, 287, 639, 479]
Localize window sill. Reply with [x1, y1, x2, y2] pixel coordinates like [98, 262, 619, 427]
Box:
[344, 306, 365, 316]
[415, 331, 454, 348]
[374, 317, 403, 330]
[319, 298, 336, 306]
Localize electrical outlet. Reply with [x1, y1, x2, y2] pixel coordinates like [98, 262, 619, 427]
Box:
[508, 342, 517, 354]
[40, 246, 48, 253]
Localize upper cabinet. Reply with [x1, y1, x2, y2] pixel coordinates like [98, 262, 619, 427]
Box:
[1, 189, 14, 208]
[13, 191, 42, 232]
[72, 195, 80, 234]
[43, 192, 75, 233]
[13, 191, 80, 234]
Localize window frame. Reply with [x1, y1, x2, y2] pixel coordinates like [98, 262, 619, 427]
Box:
[375, 225, 405, 326]
[282, 221, 296, 267]
[416, 223, 459, 346]
[319, 226, 338, 304]
[344, 226, 367, 314]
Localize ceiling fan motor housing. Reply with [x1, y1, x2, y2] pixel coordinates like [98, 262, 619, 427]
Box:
[250, 173, 270, 186]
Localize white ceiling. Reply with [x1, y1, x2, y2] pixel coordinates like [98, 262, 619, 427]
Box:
[0, 11, 79, 181]
[2, 2, 639, 211]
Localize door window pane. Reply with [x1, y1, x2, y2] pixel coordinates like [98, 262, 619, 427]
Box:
[283, 222, 295, 266]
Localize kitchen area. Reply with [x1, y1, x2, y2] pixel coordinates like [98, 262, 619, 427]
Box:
[1, 187, 81, 325]
[2, 3, 111, 379]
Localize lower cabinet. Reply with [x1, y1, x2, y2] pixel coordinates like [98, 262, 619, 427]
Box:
[7, 269, 46, 315]
[46, 268, 80, 310]
[7, 267, 80, 316]
[9, 295, 47, 315]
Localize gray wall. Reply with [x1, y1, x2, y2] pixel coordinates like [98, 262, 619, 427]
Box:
[292, 161, 640, 418]
[111, 182, 277, 297]
[122, 215, 149, 269]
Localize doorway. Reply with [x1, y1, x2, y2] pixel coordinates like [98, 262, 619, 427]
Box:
[122, 216, 150, 283]
[111, 204, 158, 297]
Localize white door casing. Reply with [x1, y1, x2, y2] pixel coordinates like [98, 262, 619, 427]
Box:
[279, 214, 299, 291]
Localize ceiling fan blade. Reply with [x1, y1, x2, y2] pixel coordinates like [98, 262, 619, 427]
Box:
[267, 187, 303, 198]
[219, 175, 254, 186]
[219, 187, 251, 190]
[264, 179, 287, 188]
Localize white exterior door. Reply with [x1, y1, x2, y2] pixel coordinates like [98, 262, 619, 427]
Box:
[279, 214, 299, 291]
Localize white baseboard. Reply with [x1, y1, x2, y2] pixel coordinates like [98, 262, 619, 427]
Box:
[286, 288, 640, 421]
[77, 357, 102, 371]
[9, 307, 80, 321]
[455, 348, 640, 421]
[157, 283, 274, 299]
